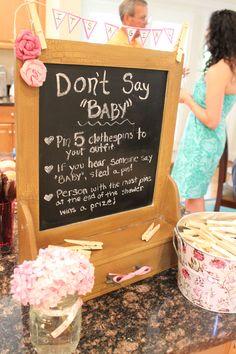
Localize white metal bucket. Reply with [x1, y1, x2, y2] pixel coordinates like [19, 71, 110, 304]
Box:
[173, 212, 236, 313]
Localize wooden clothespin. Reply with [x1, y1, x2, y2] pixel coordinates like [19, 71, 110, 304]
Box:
[175, 22, 188, 63]
[64, 246, 91, 259]
[141, 223, 160, 242]
[48, 245, 91, 259]
[64, 239, 104, 250]
[25, 0, 47, 49]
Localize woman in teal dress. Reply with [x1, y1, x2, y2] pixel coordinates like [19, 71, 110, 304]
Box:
[172, 9, 236, 213]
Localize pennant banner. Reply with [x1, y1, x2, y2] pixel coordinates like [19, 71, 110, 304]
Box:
[51, 9, 175, 47]
[52, 9, 67, 30]
[126, 27, 137, 44]
[139, 28, 151, 46]
[104, 23, 119, 41]
[152, 29, 163, 46]
[68, 14, 81, 34]
[164, 28, 174, 43]
[82, 18, 97, 39]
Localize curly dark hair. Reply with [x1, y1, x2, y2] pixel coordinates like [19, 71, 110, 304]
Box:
[205, 9, 236, 72]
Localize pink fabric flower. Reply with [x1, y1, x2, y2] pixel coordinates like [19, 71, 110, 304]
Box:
[10, 247, 95, 310]
[15, 30, 41, 61]
[20, 59, 47, 87]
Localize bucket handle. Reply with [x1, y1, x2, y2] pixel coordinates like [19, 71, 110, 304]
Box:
[173, 228, 185, 263]
[173, 228, 179, 256]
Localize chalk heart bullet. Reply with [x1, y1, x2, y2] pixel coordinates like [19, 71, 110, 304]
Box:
[44, 165, 54, 174]
[44, 194, 53, 202]
[44, 136, 54, 145]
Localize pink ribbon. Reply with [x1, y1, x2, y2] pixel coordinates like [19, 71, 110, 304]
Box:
[108, 266, 152, 284]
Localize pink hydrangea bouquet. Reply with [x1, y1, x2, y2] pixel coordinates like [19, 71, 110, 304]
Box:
[10, 247, 95, 310]
[15, 29, 47, 87]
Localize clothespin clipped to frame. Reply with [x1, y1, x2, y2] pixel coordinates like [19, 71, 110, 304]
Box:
[25, 0, 47, 49]
[175, 22, 188, 63]
[64, 239, 104, 250]
[48, 245, 91, 259]
[141, 222, 160, 242]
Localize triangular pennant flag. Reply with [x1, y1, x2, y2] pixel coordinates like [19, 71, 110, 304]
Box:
[52, 9, 67, 30]
[152, 29, 163, 46]
[164, 28, 174, 43]
[82, 18, 97, 39]
[104, 22, 119, 41]
[68, 14, 81, 33]
[139, 28, 151, 46]
[125, 27, 137, 44]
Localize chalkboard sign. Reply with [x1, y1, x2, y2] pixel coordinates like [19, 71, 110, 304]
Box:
[16, 39, 183, 290]
[39, 64, 167, 230]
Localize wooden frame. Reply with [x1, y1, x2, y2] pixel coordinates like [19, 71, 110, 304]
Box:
[16, 40, 183, 299]
[214, 139, 236, 211]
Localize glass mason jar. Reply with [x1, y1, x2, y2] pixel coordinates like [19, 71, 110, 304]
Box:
[29, 294, 82, 354]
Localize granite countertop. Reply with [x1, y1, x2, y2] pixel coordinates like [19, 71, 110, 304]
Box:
[1, 242, 236, 354]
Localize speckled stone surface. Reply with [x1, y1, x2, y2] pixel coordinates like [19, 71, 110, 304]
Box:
[1, 241, 236, 353]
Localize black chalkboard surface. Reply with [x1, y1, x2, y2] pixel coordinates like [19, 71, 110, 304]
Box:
[39, 63, 167, 230]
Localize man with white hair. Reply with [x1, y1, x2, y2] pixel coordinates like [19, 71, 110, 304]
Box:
[107, 0, 148, 48]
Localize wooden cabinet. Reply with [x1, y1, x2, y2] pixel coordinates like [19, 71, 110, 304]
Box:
[229, 341, 236, 354]
[194, 340, 236, 354]
[0, 106, 15, 154]
[0, 0, 45, 48]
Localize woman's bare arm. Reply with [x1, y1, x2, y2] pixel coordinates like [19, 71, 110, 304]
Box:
[179, 60, 233, 129]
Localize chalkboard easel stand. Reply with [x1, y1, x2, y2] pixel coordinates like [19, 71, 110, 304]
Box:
[18, 202, 38, 260]
[16, 39, 183, 299]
